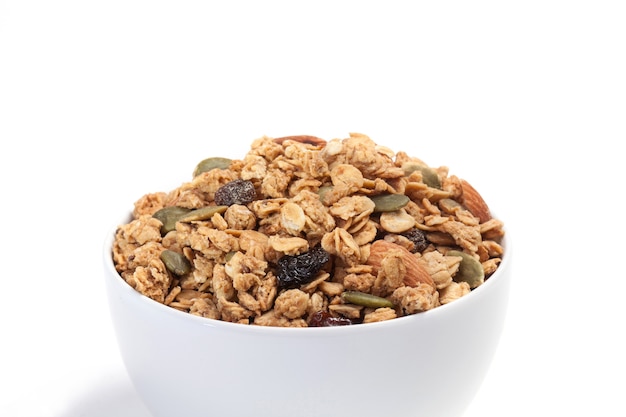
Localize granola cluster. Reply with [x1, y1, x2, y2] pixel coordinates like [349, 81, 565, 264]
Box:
[112, 133, 505, 327]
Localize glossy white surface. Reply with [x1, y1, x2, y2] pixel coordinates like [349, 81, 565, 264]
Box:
[1, 1, 625, 416]
[104, 216, 511, 417]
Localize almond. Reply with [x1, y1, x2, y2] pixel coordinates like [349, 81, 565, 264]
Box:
[366, 240, 434, 287]
[460, 179, 492, 223]
[273, 135, 327, 147]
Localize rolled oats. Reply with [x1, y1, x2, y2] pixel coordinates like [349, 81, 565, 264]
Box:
[112, 133, 505, 327]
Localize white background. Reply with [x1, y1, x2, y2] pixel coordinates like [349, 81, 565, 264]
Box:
[1, 1, 624, 416]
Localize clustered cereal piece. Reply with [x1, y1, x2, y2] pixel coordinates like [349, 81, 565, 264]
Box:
[112, 133, 505, 327]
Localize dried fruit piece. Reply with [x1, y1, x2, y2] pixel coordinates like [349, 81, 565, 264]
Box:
[276, 246, 330, 289]
[342, 291, 394, 308]
[214, 179, 257, 206]
[308, 311, 352, 327]
[448, 250, 484, 289]
[192, 157, 232, 177]
[401, 228, 429, 253]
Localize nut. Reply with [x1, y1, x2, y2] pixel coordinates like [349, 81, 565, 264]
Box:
[273, 135, 327, 147]
[366, 240, 434, 287]
[379, 208, 416, 233]
[460, 179, 492, 223]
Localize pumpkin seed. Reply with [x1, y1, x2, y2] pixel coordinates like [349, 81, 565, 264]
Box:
[178, 205, 228, 222]
[369, 193, 410, 212]
[192, 157, 232, 177]
[439, 198, 462, 214]
[224, 251, 237, 262]
[317, 185, 333, 202]
[342, 291, 394, 308]
[402, 162, 441, 189]
[153, 206, 193, 235]
[448, 250, 484, 289]
[160, 250, 192, 276]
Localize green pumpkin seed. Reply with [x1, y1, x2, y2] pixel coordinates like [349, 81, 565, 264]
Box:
[317, 185, 334, 202]
[153, 206, 193, 235]
[402, 162, 441, 189]
[369, 193, 410, 212]
[178, 205, 228, 222]
[439, 198, 462, 214]
[342, 291, 394, 309]
[161, 250, 192, 276]
[193, 157, 232, 177]
[448, 250, 484, 289]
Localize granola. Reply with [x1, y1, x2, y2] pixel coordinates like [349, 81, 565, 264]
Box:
[112, 133, 505, 327]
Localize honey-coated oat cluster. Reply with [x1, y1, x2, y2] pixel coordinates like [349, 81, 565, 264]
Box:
[112, 133, 505, 327]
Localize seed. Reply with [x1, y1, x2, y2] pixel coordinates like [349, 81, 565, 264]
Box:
[439, 198, 462, 214]
[448, 250, 484, 289]
[317, 185, 333, 203]
[369, 193, 410, 212]
[192, 157, 232, 177]
[153, 206, 193, 235]
[160, 250, 192, 276]
[342, 291, 394, 309]
[402, 162, 441, 189]
[178, 205, 228, 222]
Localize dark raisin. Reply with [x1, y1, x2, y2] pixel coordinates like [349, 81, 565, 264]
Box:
[214, 179, 256, 206]
[276, 246, 330, 289]
[308, 311, 352, 327]
[402, 228, 429, 253]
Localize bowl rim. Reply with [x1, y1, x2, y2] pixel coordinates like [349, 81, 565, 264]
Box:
[104, 210, 511, 335]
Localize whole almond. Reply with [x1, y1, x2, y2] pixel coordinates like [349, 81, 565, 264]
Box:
[460, 179, 492, 223]
[273, 135, 327, 146]
[367, 240, 434, 287]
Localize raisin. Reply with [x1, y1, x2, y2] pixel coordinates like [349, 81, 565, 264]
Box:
[308, 311, 352, 327]
[214, 179, 256, 206]
[402, 228, 429, 253]
[276, 246, 330, 289]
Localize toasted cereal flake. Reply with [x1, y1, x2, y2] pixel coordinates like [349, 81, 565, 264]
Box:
[363, 307, 397, 323]
[390, 284, 439, 315]
[439, 281, 471, 305]
[418, 251, 462, 290]
[321, 228, 362, 267]
[274, 289, 310, 319]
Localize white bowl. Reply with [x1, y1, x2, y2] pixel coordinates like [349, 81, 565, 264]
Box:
[103, 213, 512, 417]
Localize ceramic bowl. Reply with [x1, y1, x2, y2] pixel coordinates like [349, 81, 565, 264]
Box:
[103, 213, 511, 417]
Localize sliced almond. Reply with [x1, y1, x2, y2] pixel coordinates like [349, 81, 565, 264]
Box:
[460, 179, 492, 223]
[366, 240, 434, 287]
